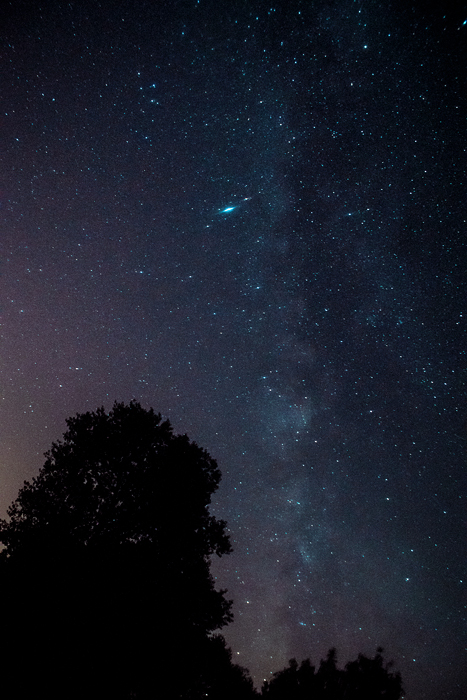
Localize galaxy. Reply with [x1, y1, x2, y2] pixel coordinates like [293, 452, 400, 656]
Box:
[1, 1, 465, 698]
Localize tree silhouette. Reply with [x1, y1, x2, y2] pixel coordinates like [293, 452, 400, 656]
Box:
[192, 634, 258, 700]
[342, 647, 403, 700]
[262, 648, 403, 700]
[0, 401, 239, 699]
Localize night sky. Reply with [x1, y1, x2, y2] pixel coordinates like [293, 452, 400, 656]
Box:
[1, 1, 466, 698]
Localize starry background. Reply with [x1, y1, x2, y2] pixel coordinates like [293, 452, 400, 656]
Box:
[1, 1, 466, 698]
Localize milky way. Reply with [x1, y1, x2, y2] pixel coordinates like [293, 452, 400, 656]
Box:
[1, 2, 466, 698]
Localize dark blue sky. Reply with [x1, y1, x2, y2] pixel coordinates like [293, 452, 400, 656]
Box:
[1, 1, 466, 697]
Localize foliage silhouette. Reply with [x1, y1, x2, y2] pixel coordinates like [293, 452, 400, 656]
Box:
[192, 634, 258, 700]
[261, 647, 403, 700]
[0, 401, 246, 699]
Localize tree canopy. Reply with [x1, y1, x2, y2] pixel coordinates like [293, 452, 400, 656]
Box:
[261, 648, 403, 700]
[0, 402, 404, 700]
[0, 401, 237, 699]
[0, 400, 231, 561]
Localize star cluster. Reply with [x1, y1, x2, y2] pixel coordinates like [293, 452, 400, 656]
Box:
[1, 1, 466, 698]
